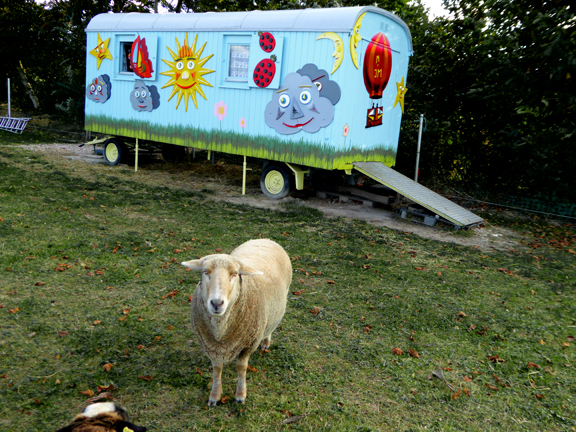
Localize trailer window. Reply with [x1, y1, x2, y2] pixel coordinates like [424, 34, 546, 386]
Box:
[120, 42, 134, 73]
[228, 45, 250, 81]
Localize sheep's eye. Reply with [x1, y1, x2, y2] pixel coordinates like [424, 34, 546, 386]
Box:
[202, 271, 210, 278]
[231, 272, 238, 279]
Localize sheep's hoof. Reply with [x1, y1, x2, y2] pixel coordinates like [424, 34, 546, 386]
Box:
[235, 397, 246, 404]
[207, 399, 218, 407]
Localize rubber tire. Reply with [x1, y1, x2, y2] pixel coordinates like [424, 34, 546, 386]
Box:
[261, 165, 291, 199]
[103, 139, 125, 166]
[162, 144, 187, 163]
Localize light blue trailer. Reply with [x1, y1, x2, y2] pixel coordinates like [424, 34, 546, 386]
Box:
[85, 6, 413, 198]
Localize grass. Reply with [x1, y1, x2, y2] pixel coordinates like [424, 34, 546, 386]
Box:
[0, 136, 575, 431]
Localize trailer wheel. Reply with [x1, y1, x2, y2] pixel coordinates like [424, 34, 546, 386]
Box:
[103, 139, 126, 166]
[261, 165, 290, 199]
[162, 144, 187, 163]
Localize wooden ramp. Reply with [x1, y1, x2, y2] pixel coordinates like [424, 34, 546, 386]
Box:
[353, 162, 484, 229]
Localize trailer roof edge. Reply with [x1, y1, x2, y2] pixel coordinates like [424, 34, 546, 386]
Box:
[85, 6, 413, 51]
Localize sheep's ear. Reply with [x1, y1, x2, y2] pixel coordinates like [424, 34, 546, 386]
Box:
[237, 260, 263, 276]
[181, 259, 204, 271]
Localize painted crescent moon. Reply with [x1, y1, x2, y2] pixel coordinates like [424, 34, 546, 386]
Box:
[350, 12, 366, 69]
[317, 32, 344, 74]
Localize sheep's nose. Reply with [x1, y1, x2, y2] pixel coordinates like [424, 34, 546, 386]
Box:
[210, 299, 224, 309]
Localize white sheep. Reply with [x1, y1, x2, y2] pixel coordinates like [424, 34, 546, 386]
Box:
[181, 238, 292, 406]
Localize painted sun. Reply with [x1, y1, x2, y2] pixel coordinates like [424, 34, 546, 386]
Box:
[161, 33, 214, 111]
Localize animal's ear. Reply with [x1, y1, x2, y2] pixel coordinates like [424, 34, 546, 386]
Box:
[181, 259, 204, 270]
[181, 255, 219, 271]
[236, 259, 264, 276]
[114, 421, 147, 432]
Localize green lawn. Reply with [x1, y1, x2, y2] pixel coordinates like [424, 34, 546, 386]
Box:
[0, 136, 575, 431]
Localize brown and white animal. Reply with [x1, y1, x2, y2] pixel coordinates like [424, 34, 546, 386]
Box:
[182, 239, 292, 406]
[56, 402, 147, 432]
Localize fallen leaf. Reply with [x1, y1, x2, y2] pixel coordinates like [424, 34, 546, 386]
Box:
[166, 290, 178, 298]
[118, 316, 127, 322]
[451, 389, 461, 400]
[220, 395, 229, 403]
[97, 384, 115, 392]
[282, 415, 306, 424]
[309, 306, 319, 315]
[174, 249, 182, 253]
[103, 363, 113, 371]
[154, 336, 162, 341]
[539, 339, 545, 345]
[8, 307, 20, 314]
[457, 311, 467, 317]
[536, 394, 545, 399]
[122, 308, 130, 314]
[139, 375, 153, 381]
[34, 282, 46, 286]
[463, 388, 471, 397]
[485, 384, 499, 391]
[487, 355, 505, 363]
[562, 342, 570, 348]
[364, 325, 372, 333]
[326, 280, 336, 284]
[408, 349, 420, 358]
[59, 331, 69, 337]
[137, 345, 145, 350]
[392, 347, 403, 355]
[568, 336, 575, 342]
[463, 376, 471, 382]
[528, 362, 541, 369]
[292, 289, 305, 295]
[247, 366, 258, 373]
[92, 320, 101, 325]
[80, 389, 94, 397]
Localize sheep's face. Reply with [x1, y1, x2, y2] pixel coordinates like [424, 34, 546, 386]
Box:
[182, 254, 263, 316]
[201, 257, 240, 316]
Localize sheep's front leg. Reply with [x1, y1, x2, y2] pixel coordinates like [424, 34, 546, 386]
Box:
[235, 351, 251, 403]
[208, 361, 223, 406]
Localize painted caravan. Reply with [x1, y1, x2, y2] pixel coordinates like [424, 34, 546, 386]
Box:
[84, 6, 412, 198]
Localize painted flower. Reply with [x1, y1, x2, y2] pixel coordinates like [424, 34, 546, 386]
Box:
[239, 117, 247, 128]
[214, 100, 228, 121]
[343, 123, 349, 137]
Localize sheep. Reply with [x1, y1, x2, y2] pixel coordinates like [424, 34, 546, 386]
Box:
[181, 238, 292, 406]
[56, 402, 147, 432]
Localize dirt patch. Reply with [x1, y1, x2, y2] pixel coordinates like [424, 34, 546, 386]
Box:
[19, 143, 520, 252]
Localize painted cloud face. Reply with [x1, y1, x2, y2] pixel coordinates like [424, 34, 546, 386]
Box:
[130, 80, 160, 112]
[297, 64, 341, 106]
[265, 72, 334, 135]
[86, 74, 111, 104]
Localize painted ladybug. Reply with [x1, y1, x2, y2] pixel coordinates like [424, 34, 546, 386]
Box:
[253, 59, 276, 88]
[259, 32, 276, 53]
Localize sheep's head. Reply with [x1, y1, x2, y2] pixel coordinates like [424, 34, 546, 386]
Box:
[182, 255, 263, 316]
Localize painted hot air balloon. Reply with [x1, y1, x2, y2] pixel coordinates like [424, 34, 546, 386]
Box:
[363, 32, 392, 128]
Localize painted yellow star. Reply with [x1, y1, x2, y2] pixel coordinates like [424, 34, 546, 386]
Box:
[89, 33, 113, 70]
[393, 76, 408, 113]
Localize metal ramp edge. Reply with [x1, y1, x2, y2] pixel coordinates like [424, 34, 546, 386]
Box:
[353, 162, 484, 228]
[0, 116, 31, 134]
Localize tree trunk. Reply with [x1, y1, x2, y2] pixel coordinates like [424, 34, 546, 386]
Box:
[17, 61, 40, 110]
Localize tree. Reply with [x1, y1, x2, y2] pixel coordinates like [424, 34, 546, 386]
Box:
[397, 0, 576, 201]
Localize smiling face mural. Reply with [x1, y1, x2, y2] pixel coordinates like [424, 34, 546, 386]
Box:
[265, 72, 335, 135]
[130, 80, 160, 112]
[86, 74, 111, 104]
